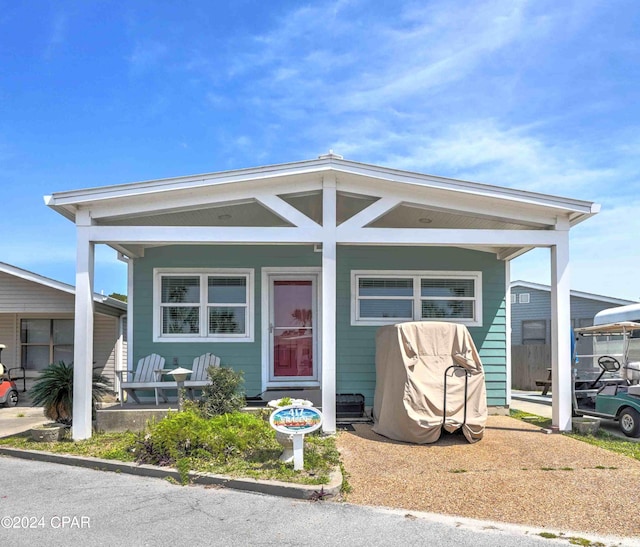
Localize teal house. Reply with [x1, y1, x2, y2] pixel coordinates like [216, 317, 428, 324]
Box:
[46, 153, 599, 439]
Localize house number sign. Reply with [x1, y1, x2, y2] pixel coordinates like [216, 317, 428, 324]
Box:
[269, 405, 323, 470]
[269, 405, 323, 434]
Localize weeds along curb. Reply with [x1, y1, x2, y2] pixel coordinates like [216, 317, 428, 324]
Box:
[0, 446, 343, 500]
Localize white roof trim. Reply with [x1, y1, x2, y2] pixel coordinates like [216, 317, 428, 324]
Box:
[0, 262, 127, 312]
[510, 280, 636, 306]
[45, 156, 599, 226]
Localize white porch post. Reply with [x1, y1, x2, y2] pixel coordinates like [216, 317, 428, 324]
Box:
[321, 175, 337, 433]
[550, 228, 572, 431]
[73, 222, 95, 440]
[505, 260, 512, 406]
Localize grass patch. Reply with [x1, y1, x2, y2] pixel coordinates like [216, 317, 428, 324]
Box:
[509, 409, 552, 429]
[566, 430, 640, 462]
[537, 532, 604, 546]
[449, 468, 467, 473]
[511, 409, 640, 463]
[0, 431, 138, 461]
[0, 410, 341, 486]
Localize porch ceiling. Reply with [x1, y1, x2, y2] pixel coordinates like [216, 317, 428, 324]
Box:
[95, 200, 293, 227]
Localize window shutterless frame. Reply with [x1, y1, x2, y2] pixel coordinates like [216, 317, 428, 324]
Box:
[153, 268, 254, 342]
[351, 270, 483, 327]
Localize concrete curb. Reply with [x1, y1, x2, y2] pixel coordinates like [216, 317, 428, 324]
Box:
[0, 446, 343, 500]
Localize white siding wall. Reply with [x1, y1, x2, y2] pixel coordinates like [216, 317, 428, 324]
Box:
[93, 314, 118, 386]
[0, 271, 124, 390]
[0, 272, 75, 312]
[0, 313, 17, 368]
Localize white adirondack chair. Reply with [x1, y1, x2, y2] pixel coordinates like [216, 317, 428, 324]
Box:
[117, 353, 168, 406]
[184, 353, 220, 397]
[156, 353, 220, 401]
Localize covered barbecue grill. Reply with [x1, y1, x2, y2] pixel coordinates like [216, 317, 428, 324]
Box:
[373, 321, 487, 444]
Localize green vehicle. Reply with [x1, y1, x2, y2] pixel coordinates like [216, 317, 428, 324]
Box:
[573, 322, 640, 438]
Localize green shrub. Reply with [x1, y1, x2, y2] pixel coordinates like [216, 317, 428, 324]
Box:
[197, 366, 246, 417]
[132, 409, 279, 471]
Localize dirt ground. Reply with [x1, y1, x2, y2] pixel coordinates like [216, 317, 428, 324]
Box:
[336, 416, 640, 539]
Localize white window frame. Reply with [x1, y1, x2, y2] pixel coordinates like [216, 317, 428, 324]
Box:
[153, 268, 254, 343]
[518, 293, 530, 304]
[351, 270, 483, 327]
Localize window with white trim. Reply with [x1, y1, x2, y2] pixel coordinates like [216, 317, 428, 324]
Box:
[518, 293, 530, 304]
[352, 271, 482, 327]
[154, 269, 253, 342]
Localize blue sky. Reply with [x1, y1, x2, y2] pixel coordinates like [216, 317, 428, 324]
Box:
[1, 0, 639, 301]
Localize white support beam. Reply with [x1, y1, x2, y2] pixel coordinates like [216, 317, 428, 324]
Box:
[86, 179, 322, 220]
[338, 197, 401, 230]
[336, 227, 563, 246]
[338, 177, 568, 227]
[550, 232, 572, 432]
[86, 225, 324, 244]
[254, 193, 320, 228]
[321, 175, 337, 434]
[505, 260, 512, 405]
[72, 226, 95, 440]
[126, 257, 134, 390]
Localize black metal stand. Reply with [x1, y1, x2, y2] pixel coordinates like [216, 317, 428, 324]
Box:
[442, 365, 471, 430]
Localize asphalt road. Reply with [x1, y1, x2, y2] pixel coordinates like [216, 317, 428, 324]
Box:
[1, 457, 630, 547]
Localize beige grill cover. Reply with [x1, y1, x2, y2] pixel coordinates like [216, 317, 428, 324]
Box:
[373, 321, 487, 444]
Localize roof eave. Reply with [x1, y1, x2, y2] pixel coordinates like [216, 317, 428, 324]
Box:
[44, 157, 600, 220]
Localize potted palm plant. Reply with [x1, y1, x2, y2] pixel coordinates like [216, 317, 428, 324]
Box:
[29, 361, 110, 441]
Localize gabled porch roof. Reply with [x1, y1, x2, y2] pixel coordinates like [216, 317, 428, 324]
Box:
[45, 153, 599, 261]
[44, 153, 600, 440]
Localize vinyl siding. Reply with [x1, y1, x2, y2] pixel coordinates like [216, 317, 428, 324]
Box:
[336, 246, 507, 407]
[0, 311, 120, 387]
[511, 287, 629, 346]
[0, 313, 17, 368]
[0, 271, 75, 312]
[93, 314, 119, 386]
[132, 245, 508, 406]
[132, 245, 321, 397]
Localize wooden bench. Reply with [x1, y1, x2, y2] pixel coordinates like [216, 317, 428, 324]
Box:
[535, 368, 552, 396]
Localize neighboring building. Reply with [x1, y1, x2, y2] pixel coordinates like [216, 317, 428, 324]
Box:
[510, 280, 636, 389]
[45, 153, 599, 437]
[0, 262, 127, 390]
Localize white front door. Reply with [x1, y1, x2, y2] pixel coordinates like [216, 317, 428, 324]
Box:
[266, 272, 319, 385]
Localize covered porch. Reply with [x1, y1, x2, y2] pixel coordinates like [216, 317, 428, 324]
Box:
[45, 153, 599, 440]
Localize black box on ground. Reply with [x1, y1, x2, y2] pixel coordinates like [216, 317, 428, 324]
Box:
[336, 393, 365, 418]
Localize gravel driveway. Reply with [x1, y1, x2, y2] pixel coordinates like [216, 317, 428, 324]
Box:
[336, 416, 640, 539]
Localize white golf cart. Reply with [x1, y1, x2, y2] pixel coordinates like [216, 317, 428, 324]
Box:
[572, 321, 640, 437]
